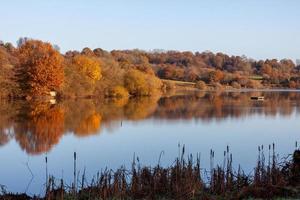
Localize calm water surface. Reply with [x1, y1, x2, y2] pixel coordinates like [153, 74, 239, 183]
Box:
[0, 91, 300, 195]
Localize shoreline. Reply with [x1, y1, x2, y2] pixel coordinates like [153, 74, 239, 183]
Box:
[2, 87, 300, 102]
[1, 147, 300, 199]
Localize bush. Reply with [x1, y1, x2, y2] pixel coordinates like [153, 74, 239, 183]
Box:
[106, 86, 129, 98]
[289, 81, 297, 89]
[208, 70, 224, 83]
[231, 81, 241, 89]
[195, 81, 207, 90]
[162, 80, 176, 92]
[124, 69, 162, 96]
[246, 80, 262, 89]
[212, 82, 224, 90]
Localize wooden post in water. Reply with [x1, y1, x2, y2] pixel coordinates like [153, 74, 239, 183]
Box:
[73, 152, 77, 195]
[60, 178, 64, 200]
[210, 149, 214, 191]
[45, 154, 48, 193]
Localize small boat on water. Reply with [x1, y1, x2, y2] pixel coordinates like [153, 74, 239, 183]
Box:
[251, 96, 264, 101]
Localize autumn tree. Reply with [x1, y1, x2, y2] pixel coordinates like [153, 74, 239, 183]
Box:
[211, 54, 224, 69]
[73, 55, 102, 82]
[261, 63, 273, 77]
[62, 54, 102, 97]
[124, 69, 148, 96]
[17, 37, 31, 47]
[81, 47, 94, 56]
[1, 37, 300, 98]
[94, 58, 125, 97]
[208, 70, 224, 83]
[0, 47, 19, 98]
[124, 69, 162, 96]
[15, 40, 64, 97]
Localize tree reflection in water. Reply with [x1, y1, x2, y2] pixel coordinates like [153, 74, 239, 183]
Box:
[14, 102, 65, 154]
[0, 91, 300, 154]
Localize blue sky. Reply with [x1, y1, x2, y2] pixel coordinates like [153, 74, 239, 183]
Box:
[1, 0, 299, 60]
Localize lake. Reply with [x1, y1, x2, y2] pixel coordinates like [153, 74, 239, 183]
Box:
[0, 91, 300, 195]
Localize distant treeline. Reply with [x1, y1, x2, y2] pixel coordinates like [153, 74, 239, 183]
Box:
[1, 38, 300, 99]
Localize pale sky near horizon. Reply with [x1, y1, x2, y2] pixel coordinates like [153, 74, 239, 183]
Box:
[0, 0, 299, 61]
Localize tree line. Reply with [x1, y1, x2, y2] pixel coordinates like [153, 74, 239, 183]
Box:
[0, 38, 300, 99]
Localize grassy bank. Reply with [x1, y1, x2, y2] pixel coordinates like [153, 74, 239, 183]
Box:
[162, 79, 300, 95]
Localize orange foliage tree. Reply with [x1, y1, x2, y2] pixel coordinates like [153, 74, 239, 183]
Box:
[15, 40, 64, 96]
[208, 70, 224, 83]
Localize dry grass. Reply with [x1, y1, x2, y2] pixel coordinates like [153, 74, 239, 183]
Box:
[162, 79, 196, 86]
[1, 145, 300, 200]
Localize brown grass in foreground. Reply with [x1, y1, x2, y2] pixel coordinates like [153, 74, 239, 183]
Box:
[1, 145, 300, 200]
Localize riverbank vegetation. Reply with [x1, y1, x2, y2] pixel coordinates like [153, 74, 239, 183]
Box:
[1, 146, 300, 199]
[1, 38, 300, 100]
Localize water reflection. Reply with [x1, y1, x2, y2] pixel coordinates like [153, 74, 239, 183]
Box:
[14, 103, 65, 154]
[155, 91, 300, 121]
[0, 91, 300, 155]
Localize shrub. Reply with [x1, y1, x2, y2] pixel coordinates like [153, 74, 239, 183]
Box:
[212, 82, 224, 90]
[208, 70, 224, 83]
[237, 77, 249, 87]
[231, 81, 241, 89]
[195, 81, 207, 90]
[247, 80, 262, 89]
[162, 80, 176, 92]
[107, 86, 129, 98]
[124, 69, 162, 96]
[289, 81, 297, 89]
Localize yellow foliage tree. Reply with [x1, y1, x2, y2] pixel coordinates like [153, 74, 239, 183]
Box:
[73, 55, 102, 82]
[124, 69, 162, 96]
